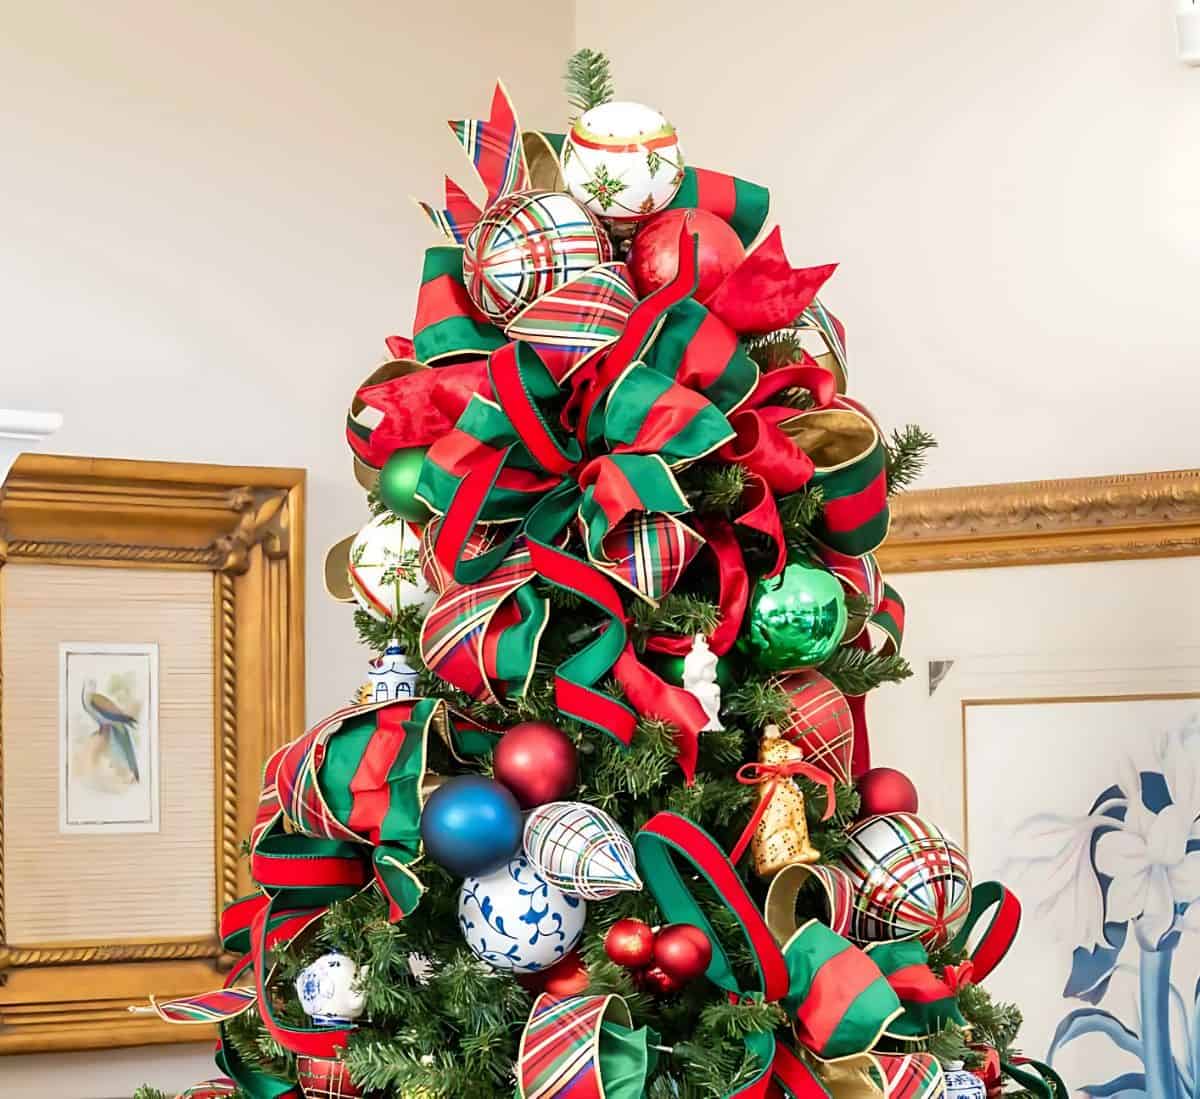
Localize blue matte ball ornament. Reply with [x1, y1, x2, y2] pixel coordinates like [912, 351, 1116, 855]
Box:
[420, 776, 523, 877]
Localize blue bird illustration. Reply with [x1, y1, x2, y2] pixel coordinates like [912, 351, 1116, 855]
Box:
[81, 678, 141, 783]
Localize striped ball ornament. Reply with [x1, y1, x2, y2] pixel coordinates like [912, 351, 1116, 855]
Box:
[523, 800, 642, 901]
[462, 189, 613, 324]
[839, 811, 972, 948]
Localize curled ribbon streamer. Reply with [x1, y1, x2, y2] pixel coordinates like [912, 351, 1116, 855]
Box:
[729, 756, 838, 866]
[635, 813, 903, 1099]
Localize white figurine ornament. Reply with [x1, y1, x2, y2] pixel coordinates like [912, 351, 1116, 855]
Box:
[683, 634, 724, 731]
[295, 952, 367, 1027]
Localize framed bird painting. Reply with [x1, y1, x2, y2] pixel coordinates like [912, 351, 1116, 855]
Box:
[58, 641, 160, 834]
[0, 454, 304, 1055]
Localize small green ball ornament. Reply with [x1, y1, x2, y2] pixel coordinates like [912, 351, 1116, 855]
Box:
[742, 558, 847, 672]
[378, 447, 432, 523]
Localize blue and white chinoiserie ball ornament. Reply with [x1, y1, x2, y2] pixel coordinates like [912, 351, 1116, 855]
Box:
[458, 854, 586, 973]
[347, 512, 435, 622]
[462, 189, 613, 325]
[523, 801, 642, 901]
[420, 775, 522, 878]
[294, 952, 367, 1027]
[561, 101, 685, 222]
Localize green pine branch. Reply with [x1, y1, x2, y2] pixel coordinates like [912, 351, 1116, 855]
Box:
[133, 1090, 174, 1099]
[724, 678, 792, 729]
[629, 592, 721, 648]
[820, 644, 912, 695]
[885, 424, 937, 494]
[744, 330, 806, 371]
[565, 49, 615, 115]
[958, 982, 1025, 1061]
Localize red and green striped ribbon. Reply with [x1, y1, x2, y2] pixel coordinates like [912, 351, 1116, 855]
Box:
[412, 246, 507, 364]
[798, 399, 890, 557]
[865, 940, 967, 1039]
[667, 165, 771, 247]
[947, 880, 1022, 984]
[635, 812, 902, 1099]
[153, 698, 493, 1099]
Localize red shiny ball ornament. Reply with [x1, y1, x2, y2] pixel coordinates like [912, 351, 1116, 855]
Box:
[518, 949, 591, 997]
[604, 918, 656, 968]
[492, 721, 578, 809]
[629, 209, 746, 304]
[637, 963, 683, 998]
[857, 767, 920, 817]
[652, 923, 713, 984]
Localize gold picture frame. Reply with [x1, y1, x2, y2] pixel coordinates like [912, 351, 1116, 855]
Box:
[878, 467, 1200, 573]
[0, 454, 304, 1054]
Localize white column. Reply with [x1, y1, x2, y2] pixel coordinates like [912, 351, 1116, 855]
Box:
[0, 409, 64, 488]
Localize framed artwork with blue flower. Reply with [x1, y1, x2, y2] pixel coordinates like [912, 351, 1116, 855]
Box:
[875, 468, 1200, 1098]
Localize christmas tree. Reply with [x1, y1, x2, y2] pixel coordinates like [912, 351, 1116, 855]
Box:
[138, 52, 1062, 1099]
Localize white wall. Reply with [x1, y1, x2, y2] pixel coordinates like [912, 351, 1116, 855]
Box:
[578, 0, 1200, 487]
[0, 2, 571, 1096]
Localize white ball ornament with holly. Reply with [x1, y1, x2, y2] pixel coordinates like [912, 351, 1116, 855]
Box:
[560, 101, 685, 221]
[347, 512, 435, 621]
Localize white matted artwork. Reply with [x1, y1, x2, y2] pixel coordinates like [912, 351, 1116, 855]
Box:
[58, 641, 160, 833]
[967, 695, 1200, 1099]
[867, 555, 1200, 1094]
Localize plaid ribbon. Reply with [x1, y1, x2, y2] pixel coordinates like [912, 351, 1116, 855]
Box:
[517, 993, 658, 1099]
[418, 519, 547, 704]
[417, 81, 529, 243]
[504, 262, 638, 381]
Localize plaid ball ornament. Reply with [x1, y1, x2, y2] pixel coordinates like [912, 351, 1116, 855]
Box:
[839, 811, 972, 948]
[295, 1055, 365, 1099]
[462, 189, 612, 324]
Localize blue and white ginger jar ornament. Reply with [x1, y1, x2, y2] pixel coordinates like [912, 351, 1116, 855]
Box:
[944, 1063, 986, 1099]
[457, 855, 586, 973]
[294, 952, 367, 1027]
[366, 641, 419, 703]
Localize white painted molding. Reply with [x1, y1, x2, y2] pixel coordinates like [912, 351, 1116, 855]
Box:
[0, 408, 63, 488]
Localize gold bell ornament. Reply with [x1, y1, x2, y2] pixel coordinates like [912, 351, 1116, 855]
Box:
[731, 725, 838, 879]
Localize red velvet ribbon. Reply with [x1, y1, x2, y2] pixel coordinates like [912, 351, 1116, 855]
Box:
[729, 757, 837, 864]
[645, 515, 748, 658]
[942, 960, 975, 993]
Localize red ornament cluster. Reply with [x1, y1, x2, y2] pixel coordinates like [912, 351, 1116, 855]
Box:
[603, 919, 712, 997]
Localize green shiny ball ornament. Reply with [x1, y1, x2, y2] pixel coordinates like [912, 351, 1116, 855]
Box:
[378, 447, 432, 523]
[742, 559, 848, 672]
